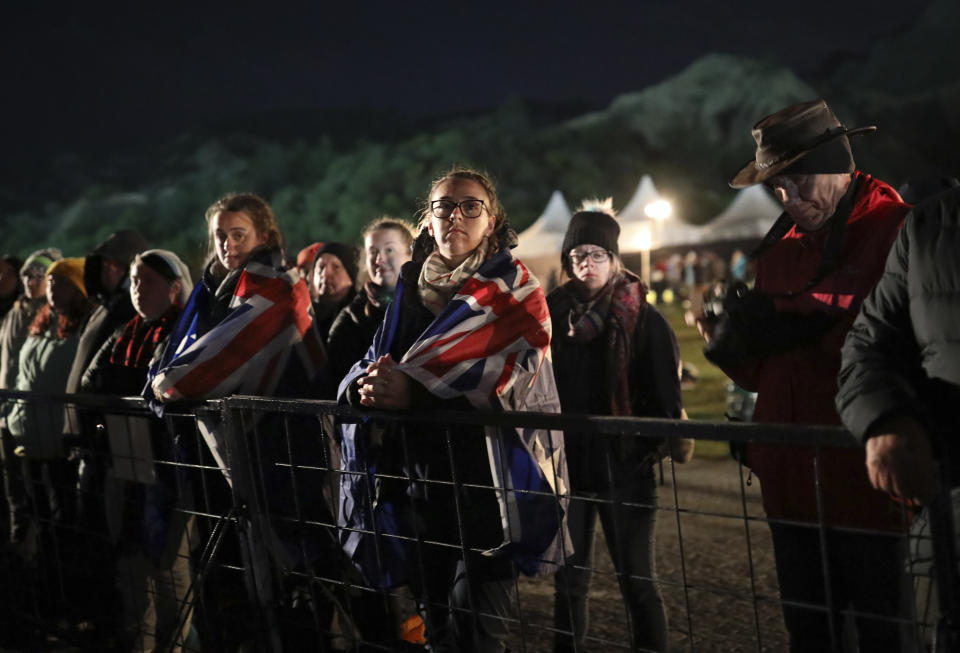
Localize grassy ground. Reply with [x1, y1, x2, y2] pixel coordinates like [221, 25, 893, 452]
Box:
[657, 299, 731, 458]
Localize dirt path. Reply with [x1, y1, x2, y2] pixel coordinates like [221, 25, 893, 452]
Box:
[509, 456, 788, 652]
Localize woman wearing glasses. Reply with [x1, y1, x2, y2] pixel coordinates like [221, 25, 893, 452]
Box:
[339, 167, 570, 652]
[549, 201, 682, 653]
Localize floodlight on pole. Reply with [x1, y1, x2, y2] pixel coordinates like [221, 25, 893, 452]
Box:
[643, 199, 673, 220]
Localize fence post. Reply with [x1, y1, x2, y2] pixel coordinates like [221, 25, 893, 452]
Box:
[214, 401, 284, 653]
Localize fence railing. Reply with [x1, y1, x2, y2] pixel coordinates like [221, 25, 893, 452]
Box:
[0, 390, 946, 652]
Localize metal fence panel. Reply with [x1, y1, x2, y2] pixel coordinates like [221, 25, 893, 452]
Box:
[0, 390, 945, 652]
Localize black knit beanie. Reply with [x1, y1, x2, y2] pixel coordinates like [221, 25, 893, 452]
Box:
[561, 211, 620, 260]
[315, 242, 359, 283]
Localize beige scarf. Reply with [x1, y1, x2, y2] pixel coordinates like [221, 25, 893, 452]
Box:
[417, 239, 487, 315]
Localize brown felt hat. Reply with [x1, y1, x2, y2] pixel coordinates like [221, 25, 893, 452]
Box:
[729, 99, 876, 189]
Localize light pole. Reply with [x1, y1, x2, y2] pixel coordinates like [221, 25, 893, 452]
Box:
[643, 199, 673, 249]
[643, 199, 672, 287]
[637, 226, 652, 285]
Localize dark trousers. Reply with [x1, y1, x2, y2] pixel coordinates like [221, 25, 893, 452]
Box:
[768, 522, 914, 653]
[0, 428, 28, 541]
[553, 475, 666, 652]
[408, 543, 515, 653]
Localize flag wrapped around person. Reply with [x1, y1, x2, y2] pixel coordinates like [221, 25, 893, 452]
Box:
[148, 259, 326, 403]
[338, 249, 572, 587]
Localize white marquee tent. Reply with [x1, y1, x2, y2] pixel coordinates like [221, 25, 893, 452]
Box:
[699, 185, 782, 242]
[619, 175, 704, 252]
[512, 190, 572, 259]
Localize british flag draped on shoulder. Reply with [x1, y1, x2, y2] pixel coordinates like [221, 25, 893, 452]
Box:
[338, 249, 572, 588]
[149, 259, 325, 401]
[145, 257, 327, 478]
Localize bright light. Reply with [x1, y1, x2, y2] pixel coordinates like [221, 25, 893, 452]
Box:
[644, 199, 672, 220]
[634, 226, 652, 251]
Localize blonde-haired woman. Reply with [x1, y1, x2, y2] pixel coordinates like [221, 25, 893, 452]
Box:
[327, 216, 416, 384]
[549, 201, 682, 653]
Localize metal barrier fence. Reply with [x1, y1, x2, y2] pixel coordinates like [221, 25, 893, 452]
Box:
[0, 389, 950, 652]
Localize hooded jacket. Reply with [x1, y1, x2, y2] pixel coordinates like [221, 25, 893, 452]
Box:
[64, 230, 147, 400]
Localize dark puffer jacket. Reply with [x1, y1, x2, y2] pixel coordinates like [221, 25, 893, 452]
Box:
[837, 186, 960, 482]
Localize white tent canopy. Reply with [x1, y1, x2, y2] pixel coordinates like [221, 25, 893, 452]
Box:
[700, 186, 782, 242]
[516, 179, 781, 264]
[619, 175, 661, 224]
[619, 175, 704, 251]
[513, 190, 572, 259]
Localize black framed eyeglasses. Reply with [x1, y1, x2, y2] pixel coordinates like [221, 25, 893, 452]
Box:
[430, 199, 486, 219]
[569, 249, 610, 265]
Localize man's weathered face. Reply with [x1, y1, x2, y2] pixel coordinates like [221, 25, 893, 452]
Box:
[765, 173, 852, 231]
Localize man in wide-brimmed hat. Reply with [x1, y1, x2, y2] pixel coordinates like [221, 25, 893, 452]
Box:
[701, 99, 913, 651]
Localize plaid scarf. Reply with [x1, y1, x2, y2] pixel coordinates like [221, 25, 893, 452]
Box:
[564, 271, 645, 415]
[109, 304, 182, 371]
[566, 280, 615, 343]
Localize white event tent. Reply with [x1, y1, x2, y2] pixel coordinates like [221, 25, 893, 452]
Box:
[512, 190, 572, 260]
[513, 180, 783, 290]
[619, 175, 703, 252]
[699, 185, 782, 242]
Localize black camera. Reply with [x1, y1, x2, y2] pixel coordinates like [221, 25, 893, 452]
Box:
[703, 281, 839, 368]
[700, 281, 750, 325]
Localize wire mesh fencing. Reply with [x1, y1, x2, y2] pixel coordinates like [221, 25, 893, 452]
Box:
[0, 390, 944, 652]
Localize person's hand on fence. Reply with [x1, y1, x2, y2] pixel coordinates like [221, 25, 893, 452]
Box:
[357, 354, 413, 409]
[865, 414, 937, 503]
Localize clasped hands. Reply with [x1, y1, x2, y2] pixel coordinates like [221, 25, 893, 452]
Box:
[357, 354, 413, 409]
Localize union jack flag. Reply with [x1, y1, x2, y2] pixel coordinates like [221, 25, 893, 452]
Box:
[338, 249, 571, 587]
[148, 260, 326, 402]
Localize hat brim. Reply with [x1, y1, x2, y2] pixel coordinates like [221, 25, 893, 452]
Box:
[728, 125, 877, 189]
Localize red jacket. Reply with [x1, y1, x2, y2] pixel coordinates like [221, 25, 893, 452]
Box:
[726, 173, 910, 529]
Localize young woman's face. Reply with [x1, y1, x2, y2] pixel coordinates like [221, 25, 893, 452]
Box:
[569, 244, 612, 295]
[130, 262, 178, 321]
[46, 273, 82, 312]
[211, 211, 266, 270]
[365, 228, 410, 289]
[426, 178, 495, 267]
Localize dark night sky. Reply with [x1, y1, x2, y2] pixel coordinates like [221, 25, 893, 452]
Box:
[2, 1, 930, 164]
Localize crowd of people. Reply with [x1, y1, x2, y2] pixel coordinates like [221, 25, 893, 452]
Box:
[0, 97, 957, 652]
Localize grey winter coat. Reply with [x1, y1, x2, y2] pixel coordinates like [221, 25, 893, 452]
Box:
[836, 187, 960, 477]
